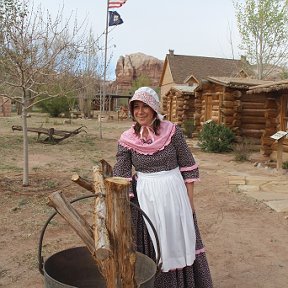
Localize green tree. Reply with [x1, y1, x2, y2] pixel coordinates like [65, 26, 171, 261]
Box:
[234, 0, 288, 79]
[129, 75, 152, 94]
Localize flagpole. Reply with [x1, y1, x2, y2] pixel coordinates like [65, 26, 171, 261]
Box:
[100, 0, 110, 139]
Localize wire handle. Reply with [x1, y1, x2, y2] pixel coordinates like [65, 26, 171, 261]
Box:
[38, 194, 161, 274]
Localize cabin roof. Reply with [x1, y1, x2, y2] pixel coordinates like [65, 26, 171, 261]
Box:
[248, 79, 288, 94]
[167, 85, 197, 95]
[206, 76, 272, 89]
[160, 53, 253, 85]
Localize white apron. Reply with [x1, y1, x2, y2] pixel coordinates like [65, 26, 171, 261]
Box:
[136, 167, 196, 272]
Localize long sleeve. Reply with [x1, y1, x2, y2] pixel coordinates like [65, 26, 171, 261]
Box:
[172, 126, 199, 182]
[113, 143, 133, 180]
[113, 143, 134, 197]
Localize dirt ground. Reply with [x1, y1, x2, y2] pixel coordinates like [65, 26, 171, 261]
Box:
[0, 113, 288, 288]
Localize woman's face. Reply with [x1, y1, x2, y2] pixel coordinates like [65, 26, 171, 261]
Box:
[133, 100, 155, 126]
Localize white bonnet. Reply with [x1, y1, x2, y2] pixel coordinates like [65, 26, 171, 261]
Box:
[129, 87, 164, 120]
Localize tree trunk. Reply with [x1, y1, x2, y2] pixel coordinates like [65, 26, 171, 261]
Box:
[22, 101, 29, 186]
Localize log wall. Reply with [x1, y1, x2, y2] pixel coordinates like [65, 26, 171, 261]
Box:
[163, 90, 195, 126]
[195, 83, 244, 136]
[195, 83, 275, 147]
[194, 92, 202, 132]
[259, 94, 288, 159]
[165, 83, 288, 160]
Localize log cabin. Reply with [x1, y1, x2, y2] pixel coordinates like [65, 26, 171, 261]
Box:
[194, 77, 273, 142]
[159, 50, 253, 110]
[247, 80, 288, 161]
[163, 85, 197, 126]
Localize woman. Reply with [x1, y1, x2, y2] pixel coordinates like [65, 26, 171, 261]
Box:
[113, 87, 213, 287]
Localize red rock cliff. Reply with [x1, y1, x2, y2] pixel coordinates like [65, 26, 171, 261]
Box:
[113, 52, 163, 94]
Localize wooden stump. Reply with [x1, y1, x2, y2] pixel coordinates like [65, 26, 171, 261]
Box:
[101, 177, 136, 288]
[49, 161, 137, 288]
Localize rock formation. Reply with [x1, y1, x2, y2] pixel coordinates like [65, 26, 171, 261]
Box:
[113, 52, 163, 94]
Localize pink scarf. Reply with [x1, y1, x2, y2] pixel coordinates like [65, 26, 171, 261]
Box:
[119, 120, 176, 155]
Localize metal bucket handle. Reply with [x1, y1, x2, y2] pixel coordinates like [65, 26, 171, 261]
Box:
[38, 194, 161, 275]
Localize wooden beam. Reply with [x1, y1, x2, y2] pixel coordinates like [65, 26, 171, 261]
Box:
[92, 165, 111, 261]
[277, 138, 284, 170]
[48, 191, 96, 256]
[71, 174, 94, 192]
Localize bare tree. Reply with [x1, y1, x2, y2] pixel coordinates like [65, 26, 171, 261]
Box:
[76, 26, 115, 139]
[233, 0, 288, 79]
[0, 0, 88, 186]
[77, 29, 103, 119]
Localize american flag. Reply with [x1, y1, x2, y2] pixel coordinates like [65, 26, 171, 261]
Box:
[108, 0, 127, 9]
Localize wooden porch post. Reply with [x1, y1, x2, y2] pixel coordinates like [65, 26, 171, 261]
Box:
[276, 137, 284, 170]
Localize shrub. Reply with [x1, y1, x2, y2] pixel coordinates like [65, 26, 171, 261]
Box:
[233, 138, 254, 162]
[38, 96, 71, 117]
[282, 161, 288, 169]
[198, 121, 235, 153]
[183, 119, 195, 138]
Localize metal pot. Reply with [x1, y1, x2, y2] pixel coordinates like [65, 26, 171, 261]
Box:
[38, 194, 160, 288]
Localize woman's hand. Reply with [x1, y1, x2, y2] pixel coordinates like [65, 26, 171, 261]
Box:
[185, 182, 195, 212]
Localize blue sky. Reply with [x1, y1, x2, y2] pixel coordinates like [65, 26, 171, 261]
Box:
[33, 0, 243, 79]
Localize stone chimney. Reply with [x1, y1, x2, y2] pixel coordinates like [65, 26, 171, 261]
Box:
[168, 49, 174, 56]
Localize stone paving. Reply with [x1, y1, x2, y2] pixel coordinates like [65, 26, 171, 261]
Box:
[228, 173, 288, 213]
[187, 139, 288, 213]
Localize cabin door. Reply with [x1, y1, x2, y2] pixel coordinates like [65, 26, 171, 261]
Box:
[281, 94, 288, 130]
[205, 95, 213, 121]
[167, 97, 173, 121]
